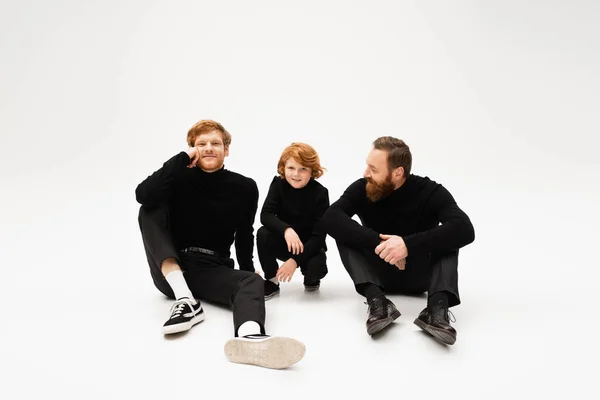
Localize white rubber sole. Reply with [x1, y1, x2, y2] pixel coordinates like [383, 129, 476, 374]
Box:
[162, 312, 205, 335]
[224, 336, 306, 369]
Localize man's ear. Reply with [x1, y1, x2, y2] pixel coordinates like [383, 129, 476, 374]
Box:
[224, 145, 230, 157]
[394, 166, 405, 180]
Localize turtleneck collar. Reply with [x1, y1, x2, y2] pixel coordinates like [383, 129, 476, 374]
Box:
[196, 165, 226, 176]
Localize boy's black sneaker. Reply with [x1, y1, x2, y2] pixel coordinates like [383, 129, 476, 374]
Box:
[264, 280, 280, 300]
[303, 278, 320, 292]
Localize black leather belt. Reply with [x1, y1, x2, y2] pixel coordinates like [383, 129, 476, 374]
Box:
[181, 247, 219, 257]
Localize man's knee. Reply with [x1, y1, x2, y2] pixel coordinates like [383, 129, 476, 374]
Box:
[335, 240, 368, 264]
[239, 271, 262, 286]
[138, 204, 169, 226]
[236, 271, 264, 296]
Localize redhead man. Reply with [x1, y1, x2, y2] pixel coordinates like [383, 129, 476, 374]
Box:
[136, 120, 305, 369]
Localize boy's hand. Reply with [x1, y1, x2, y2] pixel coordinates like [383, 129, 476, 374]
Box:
[276, 259, 298, 282]
[284, 228, 304, 254]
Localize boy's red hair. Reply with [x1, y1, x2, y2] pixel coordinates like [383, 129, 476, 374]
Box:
[277, 142, 325, 179]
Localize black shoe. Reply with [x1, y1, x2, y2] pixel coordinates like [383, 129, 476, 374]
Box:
[414, 301, 457, 345]
[224, 334, 306, 369]
[163, 297, 204, 335]
[264, 280, 280, 300]
[366, 297, 401, 335]
[303, 278, 320, 292]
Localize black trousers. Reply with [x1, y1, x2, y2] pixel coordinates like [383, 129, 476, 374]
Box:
[256, 226, 327, 282]
[336, 241, 461, 307]
[138, 204, 265, 336]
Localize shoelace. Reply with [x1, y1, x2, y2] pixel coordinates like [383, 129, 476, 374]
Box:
[364, 299, 384, 315]
[447, 309, 456, 323]
[435, 306, 457, 323]
[169, 298, 195, 319]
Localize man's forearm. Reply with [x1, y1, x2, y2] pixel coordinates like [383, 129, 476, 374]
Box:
[321, 207, 380, 249]
[135, 152, 188, 206]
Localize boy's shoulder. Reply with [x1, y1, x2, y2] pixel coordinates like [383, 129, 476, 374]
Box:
[308, 178, 328, 194]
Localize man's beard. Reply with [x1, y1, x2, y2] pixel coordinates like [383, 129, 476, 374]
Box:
[366, 175, 395, 202]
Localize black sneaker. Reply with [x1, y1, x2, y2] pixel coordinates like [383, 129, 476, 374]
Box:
[264, 280, 280, 300]
[366, 297, 401, 335]
[162, 297, 205, 335]
[414, 301, 457, 345]
[224, 334, 306, 369]
[303, 278, 320, 292]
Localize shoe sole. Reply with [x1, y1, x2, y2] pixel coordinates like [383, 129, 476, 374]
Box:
[264, 291, 280, 301]
[224, 336, 306, 369]
[163, 313, 205, 335]
[413, 318, 456, 345]
[367, 309, 401, 336]
[304, 285, 319, 292]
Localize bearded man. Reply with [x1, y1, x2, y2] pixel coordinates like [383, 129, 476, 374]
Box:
[320, 136, 475, 345]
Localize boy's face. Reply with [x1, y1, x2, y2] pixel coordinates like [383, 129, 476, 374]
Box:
[284, 157, 312, 189]
[193, 130, 229, 172]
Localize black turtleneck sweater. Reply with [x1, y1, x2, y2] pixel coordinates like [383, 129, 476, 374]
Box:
[135, 152, 259, 272]
[260, 176, 329, 266]
[321, 175, 474, 258]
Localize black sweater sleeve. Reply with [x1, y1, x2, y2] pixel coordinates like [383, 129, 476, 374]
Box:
[320, 179, 381, 250]
[402, 185, 475, 255]
[260, 177, 291, 236]
[291, 188, 330, 266]
[235, 179, 259, 272]
[135, 152, 190, 207]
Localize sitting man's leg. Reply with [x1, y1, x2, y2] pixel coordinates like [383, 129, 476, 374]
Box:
[413, 250, 460, 345]
[336, 241, 401, 336]
[186, 264, 305, 369]
[300, 249, 328, 292]
[138, 205, 204, 334]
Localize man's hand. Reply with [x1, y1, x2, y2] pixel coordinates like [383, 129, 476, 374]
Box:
[375, 234, 408, 266]
[395, 258, 406, 271]
[276, 259, 298, 282]
[284, 228, 304, 255]
[186, 147, 200, 168]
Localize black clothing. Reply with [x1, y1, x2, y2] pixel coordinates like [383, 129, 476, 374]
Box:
[336, 241, 461, 307]
[257, 226, 327, 281]
[356, 283, 385, 303]
[321, 175, 474, 256]
[138, 204, 265, 336]
[136, 152, 259, 272]
[323, 175, 474, 308]
[259, 177, 329, 267]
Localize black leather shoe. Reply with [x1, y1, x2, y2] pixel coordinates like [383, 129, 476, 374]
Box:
[414, 301, 457, 345]
[366, 297, 401, 335]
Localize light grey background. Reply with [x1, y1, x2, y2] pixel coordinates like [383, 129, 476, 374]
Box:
[1, 0, 598, 399]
